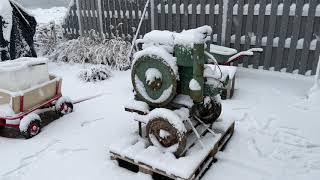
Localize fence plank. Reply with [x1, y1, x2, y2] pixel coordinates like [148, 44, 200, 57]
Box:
[183, 0, 189, 29]
[160, 0, 165, 30]
[168, 0, 173, 31]
[275, 0, 291, 71]
[224, 0, 233, 47]
[176, 0, 181, 31]
[300, 0, 317, 74]
[287, 0, 304, 73]
[128, 0, 134, 38]
[263, 0, 278, 70]
[191, 0, 197, 29]
[217, 0, 223, 45]
[253, 0, 266, 68]
[209, 0, 216, 43]
[200, 0, 206, 26]
[234, 0, 244, 65]
[243, 0, 255, 67]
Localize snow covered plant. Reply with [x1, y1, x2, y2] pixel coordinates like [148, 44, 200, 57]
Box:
[78, 65, 111, 82]
[50, 30, 132, 70]
[34, 21, 63, 56]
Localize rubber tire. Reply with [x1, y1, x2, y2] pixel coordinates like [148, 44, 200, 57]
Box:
[146, 118, 187, 157]
[55, 98, 74, 116]
[21, 119, 41, 139]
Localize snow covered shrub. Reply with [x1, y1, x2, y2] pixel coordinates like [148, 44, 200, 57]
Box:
[79, 65, 111, 82]
[50, 30, 132, 70]
[34, 21, 63, 56]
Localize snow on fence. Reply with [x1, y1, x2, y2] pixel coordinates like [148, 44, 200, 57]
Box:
[62, 0, 151, 40]
[62, 0, 320, 75]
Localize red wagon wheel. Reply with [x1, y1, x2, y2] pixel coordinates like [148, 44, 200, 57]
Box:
[20, 113, 42, 139]
[55, 97, 74, 116]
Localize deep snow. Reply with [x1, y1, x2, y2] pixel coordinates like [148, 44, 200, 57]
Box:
[1, 4, 320, 180]
[0, 63, 319, 180]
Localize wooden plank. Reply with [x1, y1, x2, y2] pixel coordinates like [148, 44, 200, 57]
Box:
[153, 0, 159, 30]
[312, 41, 320, 75]
[121, 0, 129, 40]
[224, 0, 233, 47]
[233, 0, 244, 65]
[200, 0, 206, 26]
[127, 0, 134, 39]
[243, 0, 255, 67]
[184, 0, 189, 29]
[93, 0, 100, 34]
[168, 0, 173, 31]
[263, 0, 278, 70]
[286, 0, 304, 73]
[101, 0, 108, 37]
[217, 0, 223, 45]
[300, 0, 317, 74]
[160, 0, 165, 30]
[191, 0, 197, 29]
[274, 0, 291, 71]
[115, 0, 123, 38]
[133, 0, 139, 36]
[209, 0, 216, 43]
[176, 0, 181, 31]
[253, 0, 266, 68]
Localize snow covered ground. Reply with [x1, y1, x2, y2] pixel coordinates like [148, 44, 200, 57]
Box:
[1, 4, 320, 180]
[30, 7, 67, 24]
[0, 63, 320, 180]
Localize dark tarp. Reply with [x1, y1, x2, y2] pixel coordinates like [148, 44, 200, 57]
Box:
[0, 1, 37, 61]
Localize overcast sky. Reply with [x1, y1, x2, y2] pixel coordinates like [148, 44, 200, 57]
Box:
[15, 0, 69, 9]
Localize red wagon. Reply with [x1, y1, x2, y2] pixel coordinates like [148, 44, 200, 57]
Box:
[0, 58, 73, 138]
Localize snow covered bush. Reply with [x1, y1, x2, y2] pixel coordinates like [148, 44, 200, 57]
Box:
[34, 21, 63, 56]
[78, 65, 111, 82]
[50, 30, 132, 70]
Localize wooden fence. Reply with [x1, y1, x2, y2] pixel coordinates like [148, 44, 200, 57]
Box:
[62, 0, 151, 40]
[62, 0, 320, 75]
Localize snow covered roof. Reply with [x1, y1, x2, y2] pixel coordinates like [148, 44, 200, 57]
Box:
[0, 0, 13, 42]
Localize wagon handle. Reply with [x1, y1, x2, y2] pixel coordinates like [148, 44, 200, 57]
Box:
[223, 48, 263, 65]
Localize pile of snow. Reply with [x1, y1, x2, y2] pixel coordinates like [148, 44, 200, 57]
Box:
[133, 46, 178, 77]
[0, 104, 15, 117]
[210, 44, 238, 56]
[189, 79, 201, 91]
[30, 7, 67, 24]
[140, 25, 213, 51]
[145, 68, 162, 85]
[79, 65, 111, 82]
[146, 108, 187, 134]
[174, 25, 212, 48]
[0, 57, 49, 91]
[140, 30, 175, 52]
[134, 75, 173, 104]
[0, 0, 13, 42]
[124, 99, 150, 114]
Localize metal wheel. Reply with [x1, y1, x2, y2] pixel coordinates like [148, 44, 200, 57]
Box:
[146, 117, 187, 157]
[131, 54, 177, 107]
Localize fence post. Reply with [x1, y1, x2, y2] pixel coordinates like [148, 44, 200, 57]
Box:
[97, 0, 104, 37]
[150, 0, 155, 30]
[76, 0, 83, 36]
[221, 0, 229, 46]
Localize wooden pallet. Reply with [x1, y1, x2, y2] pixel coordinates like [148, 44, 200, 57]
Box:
[110, 121, 235, 180]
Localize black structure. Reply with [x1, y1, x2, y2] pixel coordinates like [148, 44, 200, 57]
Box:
[0, 0, 37, 61]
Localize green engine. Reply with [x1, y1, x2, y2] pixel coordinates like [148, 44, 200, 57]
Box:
[131, 26, 228, 124]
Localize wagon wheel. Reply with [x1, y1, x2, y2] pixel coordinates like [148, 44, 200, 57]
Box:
[55, 97, 74, 116]
[146, 117, 187, 157]
[20, 114, 42, 139]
